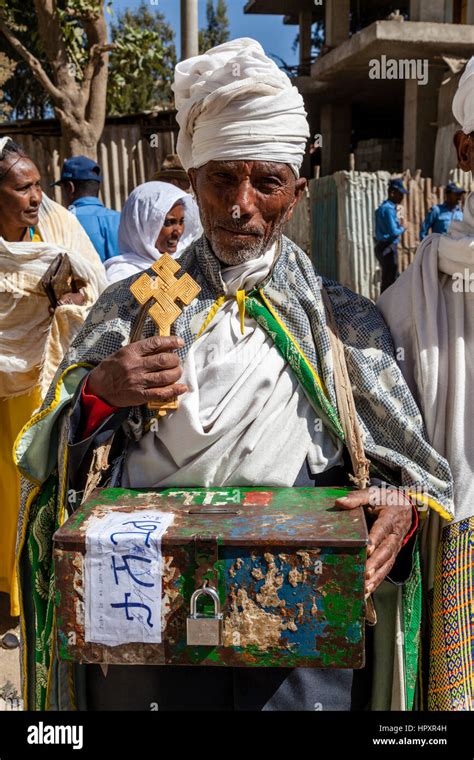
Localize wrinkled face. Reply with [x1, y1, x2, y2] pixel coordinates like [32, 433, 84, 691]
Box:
[156, 201, 185, 254]
[189, 160, 306, 266]
[0, 157, 42, 233]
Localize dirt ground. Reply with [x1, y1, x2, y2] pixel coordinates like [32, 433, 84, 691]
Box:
[0, 593, 22, 710]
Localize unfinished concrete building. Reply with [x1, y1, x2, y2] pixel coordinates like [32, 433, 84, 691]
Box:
[244, 0, 474, 180]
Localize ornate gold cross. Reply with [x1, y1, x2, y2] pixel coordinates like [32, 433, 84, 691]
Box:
[130, 254, 201, 414]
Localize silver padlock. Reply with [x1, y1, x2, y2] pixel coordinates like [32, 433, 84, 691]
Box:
[186, 585, 223, 646]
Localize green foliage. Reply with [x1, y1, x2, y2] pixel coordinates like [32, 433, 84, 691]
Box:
[0, 0, 52, 118]
[199, 0, 230, 53]
[1, 0, 175, 119]
[0, 0, 106, 118]
[106, 2, 176, 116]
[292, 21, 325, 58]
[0, 51, 17, 121]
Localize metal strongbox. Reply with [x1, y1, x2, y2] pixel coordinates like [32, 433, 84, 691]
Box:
[53, 486, 368, 668]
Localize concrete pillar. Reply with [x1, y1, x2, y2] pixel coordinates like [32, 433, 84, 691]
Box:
[325, 0, 350, 47]
[403, 64, 445, 177]
[181, 0, 199, 61]
[299, 11, 313, 70]
[320, 101, 352, 175]
[410, 0, 447, 22]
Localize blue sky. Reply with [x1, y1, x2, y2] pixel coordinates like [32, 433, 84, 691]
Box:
[109, 0, 299, 66]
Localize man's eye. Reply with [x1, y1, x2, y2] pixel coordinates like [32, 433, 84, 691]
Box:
[257, 179, 280, 190]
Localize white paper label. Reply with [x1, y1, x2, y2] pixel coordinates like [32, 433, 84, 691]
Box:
[84, 510, 174, 645]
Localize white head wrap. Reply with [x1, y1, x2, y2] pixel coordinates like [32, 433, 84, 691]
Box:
[172, 37, 310, 177]
[118, 181, 201, 260]
[453, 57, 474, 134]
[105, 181, 202, 283]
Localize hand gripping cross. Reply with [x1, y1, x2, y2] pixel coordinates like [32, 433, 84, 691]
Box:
[130, 254, 201, 414]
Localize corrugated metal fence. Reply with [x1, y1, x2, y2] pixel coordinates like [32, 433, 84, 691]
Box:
[300, 169, 474, 301]
[310, 175, 338, 282]
[334, 171, 391, 301]
[283, 185, 311, 255]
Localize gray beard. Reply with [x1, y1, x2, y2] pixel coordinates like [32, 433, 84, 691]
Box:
[208, 221, 285, 266]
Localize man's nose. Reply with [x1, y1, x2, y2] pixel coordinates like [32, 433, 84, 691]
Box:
[229, 180, 258, 218]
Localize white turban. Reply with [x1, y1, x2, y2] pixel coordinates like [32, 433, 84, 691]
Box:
[172, 38, 310, 177]
[453, 56, 474, 134]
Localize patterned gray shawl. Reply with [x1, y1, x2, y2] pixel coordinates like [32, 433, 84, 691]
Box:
[22, 234, 454, 520]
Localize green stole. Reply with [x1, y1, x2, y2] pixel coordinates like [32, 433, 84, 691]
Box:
[23, 287, 421, 710]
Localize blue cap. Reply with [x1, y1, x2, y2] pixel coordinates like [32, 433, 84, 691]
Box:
[446, 181, 465, 194]
[389, 178, 408, 195]
[52, 156, 102, 186]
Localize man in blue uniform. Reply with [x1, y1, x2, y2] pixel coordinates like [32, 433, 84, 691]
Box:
[374, 178, 408, 293]
[420, 182, 465, 240]
[53, 156, 120, 262]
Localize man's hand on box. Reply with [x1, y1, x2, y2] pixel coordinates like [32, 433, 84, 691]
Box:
[335, 487, 413, 596]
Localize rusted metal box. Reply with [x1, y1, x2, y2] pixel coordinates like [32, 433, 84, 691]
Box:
[53, 486, 368, 669]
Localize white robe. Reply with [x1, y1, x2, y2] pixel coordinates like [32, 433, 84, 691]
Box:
[122, 244, 343, 488]
[378, 192, 474, 523]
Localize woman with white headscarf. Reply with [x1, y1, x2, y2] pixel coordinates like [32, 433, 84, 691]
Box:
[105, 181, 202, 284]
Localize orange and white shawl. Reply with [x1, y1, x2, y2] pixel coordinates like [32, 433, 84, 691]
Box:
[0, 194, 107, 399]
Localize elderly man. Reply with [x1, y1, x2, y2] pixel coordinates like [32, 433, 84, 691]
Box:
[378, 57, 474, 711]
[16, 39, 453, 712]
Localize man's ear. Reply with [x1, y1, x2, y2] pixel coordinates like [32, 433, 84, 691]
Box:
[454, 130, 472, 172]
[285, 177, 307, 223]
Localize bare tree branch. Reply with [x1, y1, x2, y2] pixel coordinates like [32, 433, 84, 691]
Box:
[81, 41, 113, 107]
